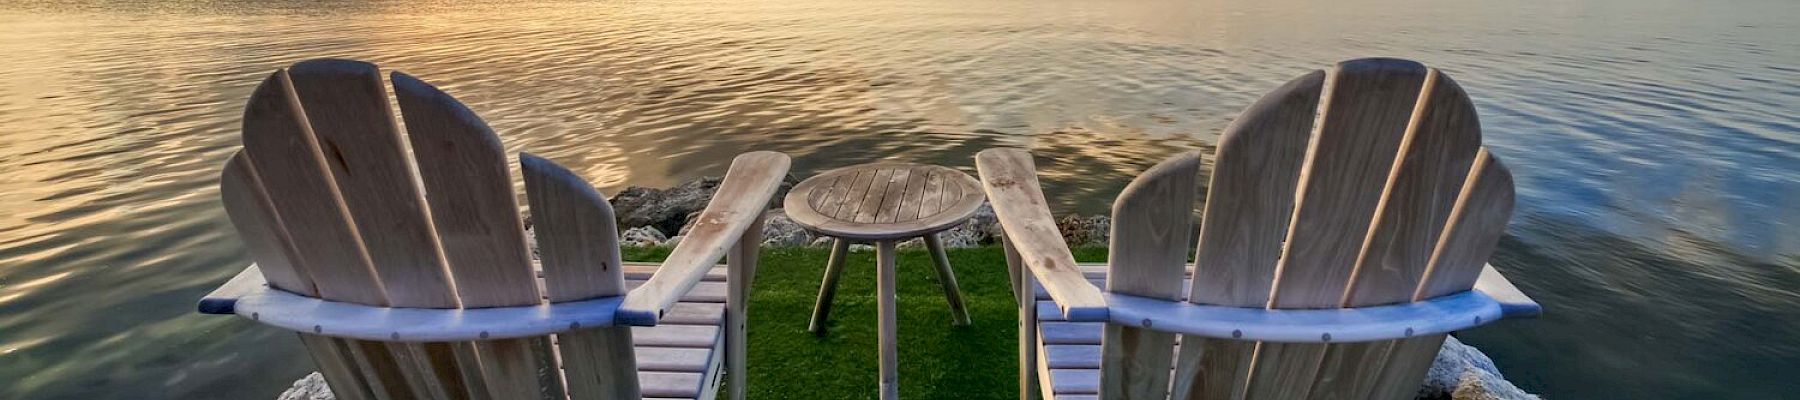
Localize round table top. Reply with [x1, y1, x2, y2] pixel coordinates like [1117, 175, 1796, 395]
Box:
[783, 163, 986, 240]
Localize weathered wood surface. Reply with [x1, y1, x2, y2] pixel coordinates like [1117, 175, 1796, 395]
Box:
[808, 239, 851, 334]
[993, 59, 1521, 400]
[1003, 238, 1043, 400]
[924, 234, 973, 326]
[221, 59, 776, 400]
[619, 151, 789, 326]
[877, 240, 901, 400]
[523, 153, 640, 400]
[784, 163, 985, 240]
[976, 149, 1107, 321]
[725, 216, 764, 400]
[1099, 153, 1200, 400]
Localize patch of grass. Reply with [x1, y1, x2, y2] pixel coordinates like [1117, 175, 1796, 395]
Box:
[623, 245, 1108, 399]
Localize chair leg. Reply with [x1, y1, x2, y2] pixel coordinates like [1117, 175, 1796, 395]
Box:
[809, 238, 851, 335]
[923, 234, 972, 326]
[877, 240, 900, 400]
[1004, 238, 1042, 400]
[727, 216, 764, 400]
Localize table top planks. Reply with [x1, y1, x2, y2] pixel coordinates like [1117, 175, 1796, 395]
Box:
[783, 163, 986, 240]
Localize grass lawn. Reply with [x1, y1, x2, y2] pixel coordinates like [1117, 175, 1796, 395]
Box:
[622, 245, 1108, 400]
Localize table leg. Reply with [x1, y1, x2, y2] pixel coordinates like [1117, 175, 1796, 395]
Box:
[923, 234, 972, 326]
[809, 238, 851, 335]
[877, 240, 899, 400]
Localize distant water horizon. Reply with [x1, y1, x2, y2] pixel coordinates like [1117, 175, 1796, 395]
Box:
[1, 0, 1795, 398]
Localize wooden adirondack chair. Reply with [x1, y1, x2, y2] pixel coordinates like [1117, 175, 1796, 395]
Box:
[975, 58, 1542, 400]
[197, 58, 789, 400]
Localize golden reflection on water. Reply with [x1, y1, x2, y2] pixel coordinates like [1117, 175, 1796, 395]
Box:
[1, 0, 1797, 398]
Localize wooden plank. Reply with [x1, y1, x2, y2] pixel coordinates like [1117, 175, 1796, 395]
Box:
[1170, 70, 1325, 400]
[725, 215, 763, 400]
[624, 281, 725, 303]
[1366, 151, 1515, 399]
[238, 68, 386, 306]
[876, 240, 900, 400]
[220, 152, 315, 295]
[1246, 58, 1430, 400]
[833, 170, 877, 220]
[917, 170, 944, 220]
[521, 153, 639, 400]
[634, 347, 712, 372]
[852, 168, 894, 223]
[874, 167, 913, 223]
[388, 69, 558, 399]
[1040, 322, 1104, 345]
[1100, 152, 1200, 400]
[631, 325, 721, 348]
[1004, 238, 1043, 400]
[289, 60, 457, 308]
[1314, 67, 1481, 398]
[896, 166, 932, 222]
[639, 371, 705, 398]
[976, 149, 1107, 320]
[623, 264, 727, 282]
[618, 152, 789, 326]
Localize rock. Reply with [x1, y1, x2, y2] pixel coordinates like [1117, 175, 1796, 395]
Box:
[936, 226, 983, 248]
[849, 244, 874, 252]
[1056, 214, 1110, 245]
[760, 209, 816, 247]
[620, 226, 668, 247]
[611, 175, 801, 235]
[897, 237, 925, 249]
[276, 372, 333, 400]
[1422, 336, 1540, 400]
[663, 235, 685, 247]
[810, 237, 835, 247]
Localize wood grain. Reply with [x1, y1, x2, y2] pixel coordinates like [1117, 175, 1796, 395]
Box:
[1365, 151, 1515, 399]
[220, 152, 315, 296]
[1247, 58, 1431, 400]
[1174, 70, 1324, 400]
[521, 153, 640, 400]
[1099, 152, 1200, 400]
[239, 68, 387, 306]
[783, 163, 986, 240]
[726, 214, 764, 400]
[1003, 238, 1043, 400]
[619, 151, 789, 325]
[287, 60, 459, 309]
[1312, 67, 1481, 398]
[976, 149, 1107, 320]
[876, 240, 900, 400]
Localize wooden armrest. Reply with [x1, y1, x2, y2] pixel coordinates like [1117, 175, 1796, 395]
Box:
[617, 151, 790, 326]
[1473, 264, 1542, 318]
[975, 149, 1107, 321]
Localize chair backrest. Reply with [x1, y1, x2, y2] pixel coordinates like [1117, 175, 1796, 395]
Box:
[1099, 58, 1516, 399]
[220, 59, 641, 399]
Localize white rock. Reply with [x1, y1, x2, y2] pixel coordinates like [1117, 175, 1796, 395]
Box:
[276, 372, 333, 400]
[663, 235, 685, 247]
[621, 226, 668, 247]
[759, 209, 816, 247]
[1423, 336, 1540, 400]
[849, 244, 874, 252]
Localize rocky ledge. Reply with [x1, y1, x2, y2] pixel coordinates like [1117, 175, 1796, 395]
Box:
[281, 176, 1539, 400]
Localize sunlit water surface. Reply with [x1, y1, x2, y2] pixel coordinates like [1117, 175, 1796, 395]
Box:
[1, 0, 1796, 398]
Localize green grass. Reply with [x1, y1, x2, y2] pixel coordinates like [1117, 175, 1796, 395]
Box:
[622, 245, 1108, 400]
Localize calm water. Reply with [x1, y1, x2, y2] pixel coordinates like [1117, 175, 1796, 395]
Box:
[1, 0, 1796, 398]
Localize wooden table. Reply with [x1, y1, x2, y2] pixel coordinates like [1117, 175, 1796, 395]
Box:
[782, 163, 986, 400]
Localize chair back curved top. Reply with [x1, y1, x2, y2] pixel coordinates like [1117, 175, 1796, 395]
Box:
[1099, 58, 1516, 399]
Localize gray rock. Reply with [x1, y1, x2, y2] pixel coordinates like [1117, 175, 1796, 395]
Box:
[760, 209, 816, 247]
[1057, 214, 1111, 246]
[849, 244, 874, 252]
[611, 175, 799, 235]
[1423, 336, 1540, 400]
[621, 226, 668, 247]
[897, 237, 925, 249]
[662, 235, 685, 247]
[810, 236, 835, 247]
[276, 372, 332, 400]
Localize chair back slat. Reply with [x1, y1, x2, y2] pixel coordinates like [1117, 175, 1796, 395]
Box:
[1100, 152, 1201, 399]
[1363, 151, 1516, 399]
[286, 60, 460, 308]
[1169, 70, 1324, 400]
[522, 153, 643, 399]
[240, 68, 388, 306]
[1244, 59, 1433, 399]
[1128, 58, 1514, 400]
[386, 70, 563, 399]
[221, 153, 315, 296]
[1310, 67, 1484, 399]
[393, 71, 544, 308]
